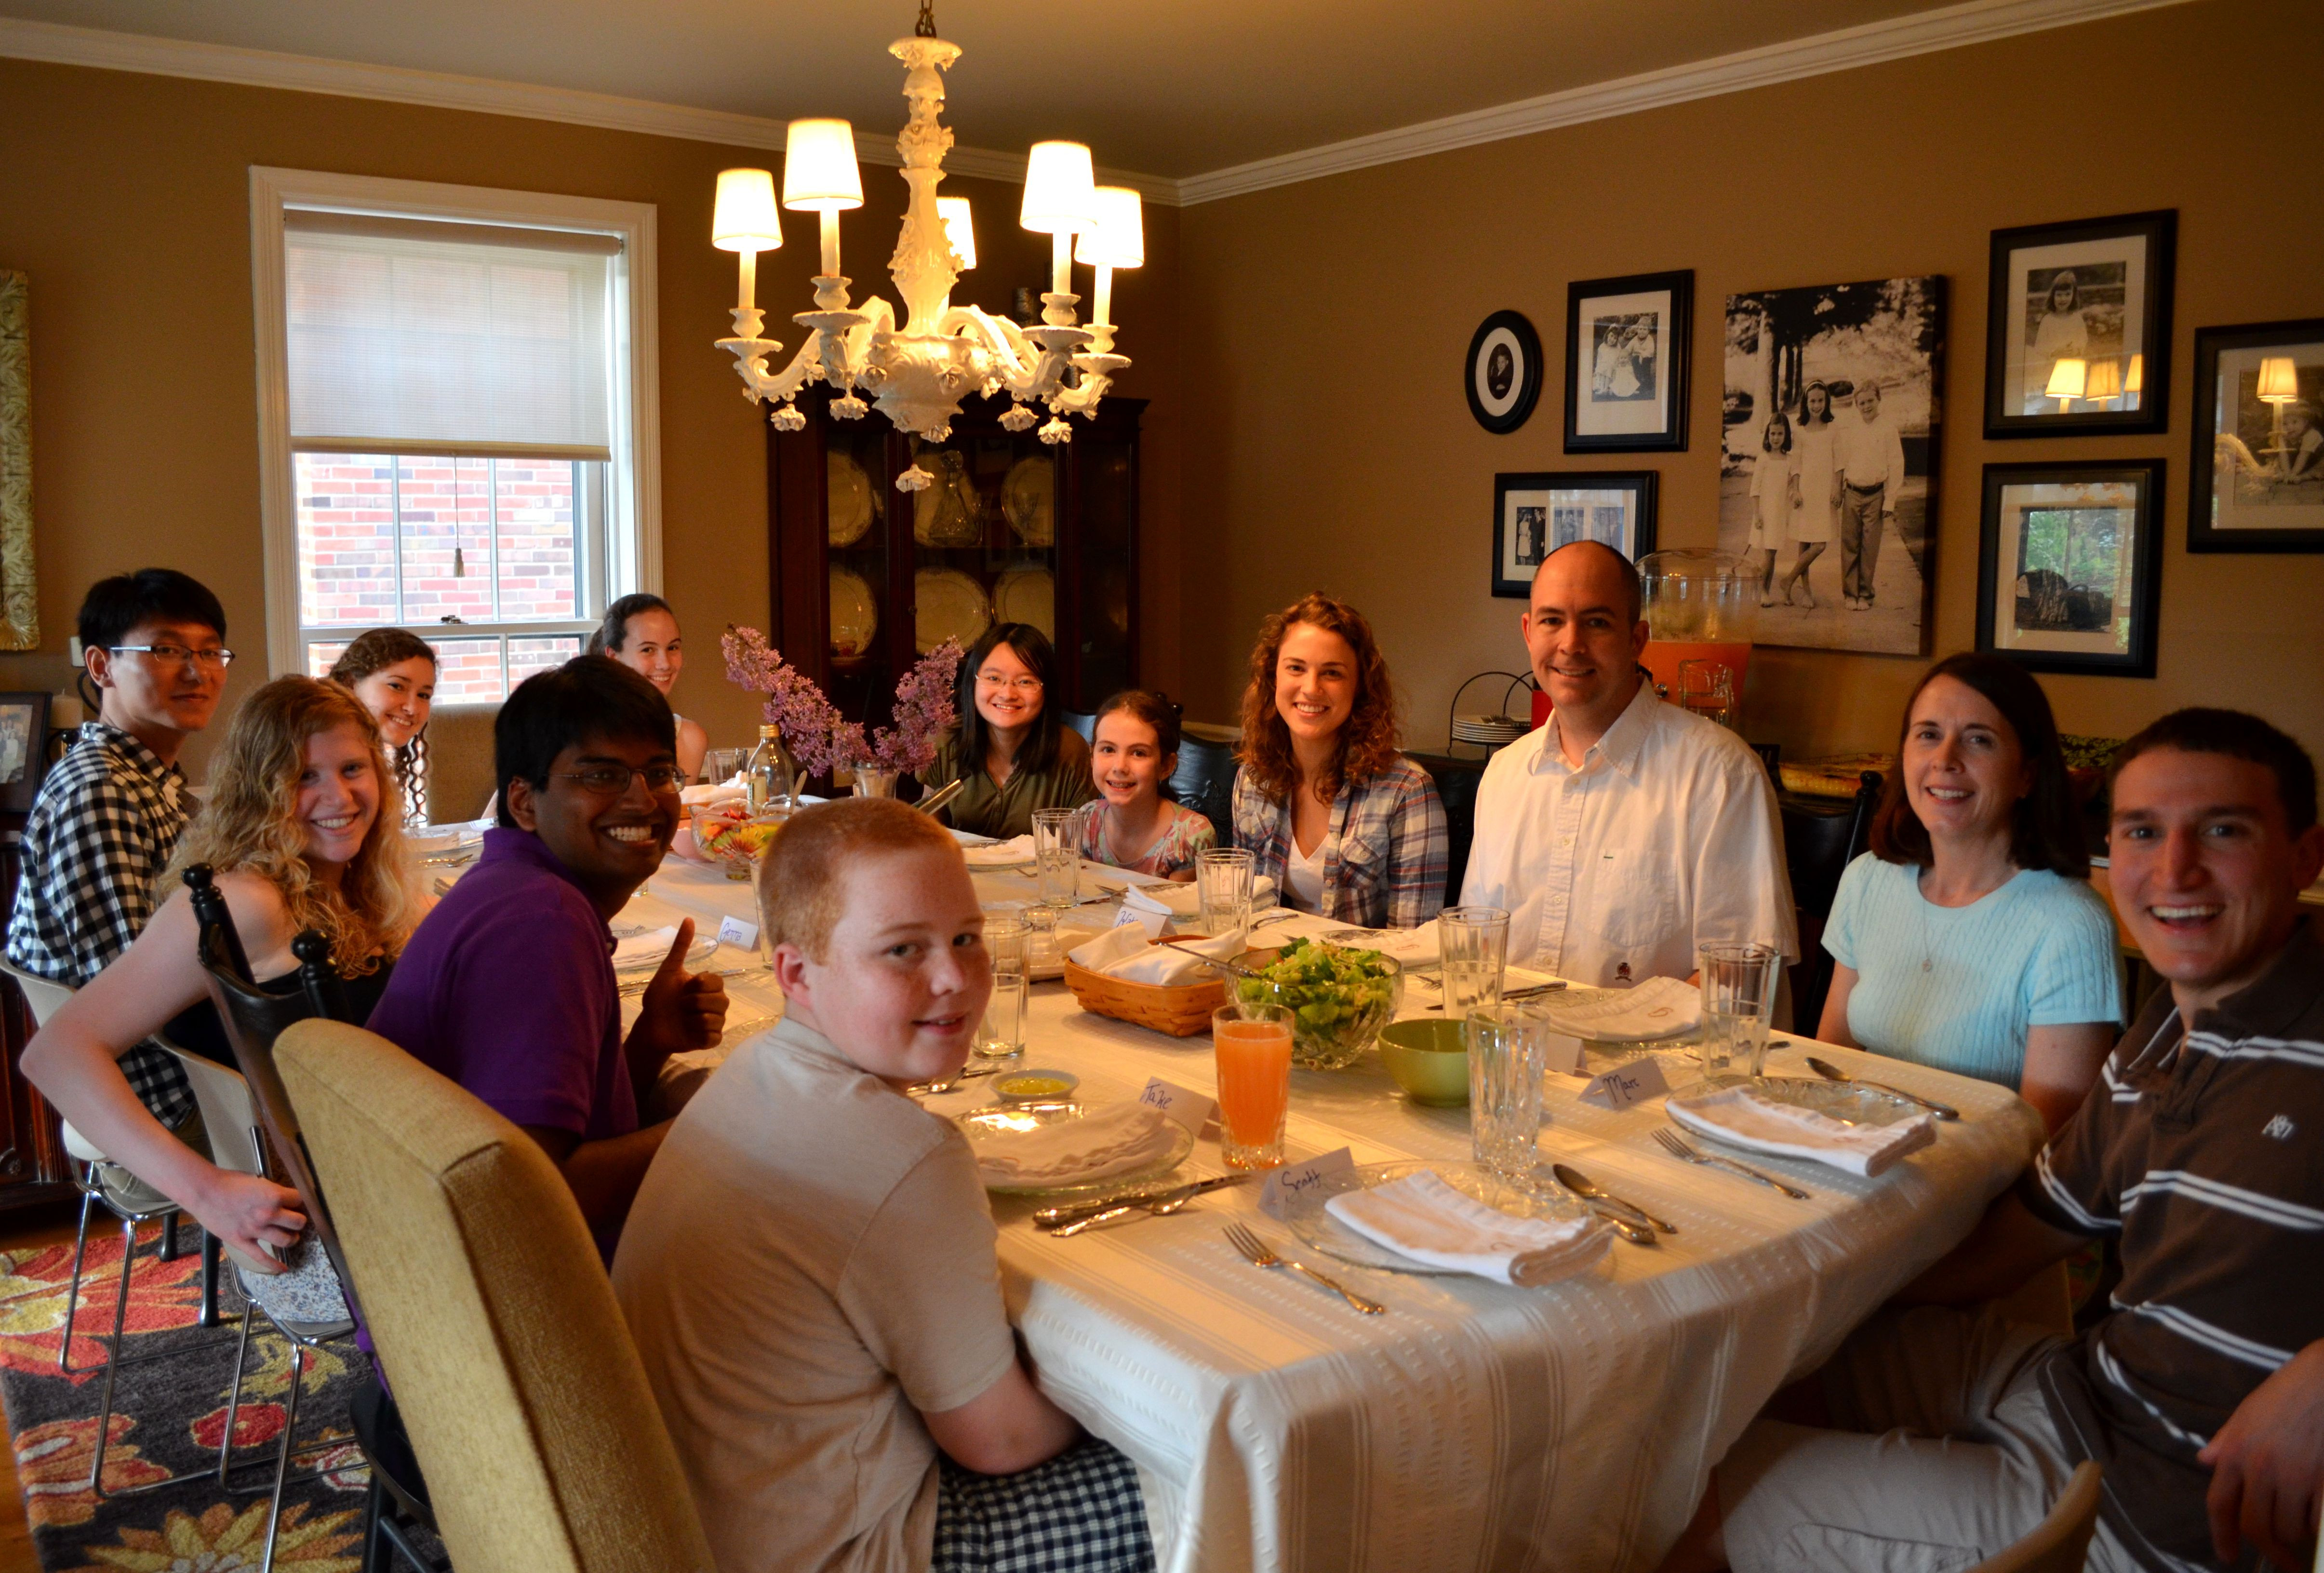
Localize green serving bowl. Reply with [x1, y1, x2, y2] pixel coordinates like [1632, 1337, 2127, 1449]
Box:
[1377, 1018, 1469, 1107]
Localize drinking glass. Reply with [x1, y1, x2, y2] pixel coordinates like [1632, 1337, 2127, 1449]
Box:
[1196, 847, 1255, 939]
[1696, 941, 1781, 1082]
[1213, 1002, 1293, 1170]
[702, 747, 747, 785]
[1678, 660, 1736, 730]
[1439, 905, 1510, 1018]
[1465, 1005, 1548, 1182]
[1023, 906, 1058, 972]
[975, 914, 1029, 1060]
[1030, 808, 1079, 909]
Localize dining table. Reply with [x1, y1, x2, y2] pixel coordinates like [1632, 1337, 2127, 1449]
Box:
[602, 846, 2046, 1573]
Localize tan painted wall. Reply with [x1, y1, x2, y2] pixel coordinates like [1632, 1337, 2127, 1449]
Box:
[1176, 0, 2324, 767]
[0, 57, 1180, 776]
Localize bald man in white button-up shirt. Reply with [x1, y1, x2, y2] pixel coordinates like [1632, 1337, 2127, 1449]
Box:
[1461, 542, 1796, 989]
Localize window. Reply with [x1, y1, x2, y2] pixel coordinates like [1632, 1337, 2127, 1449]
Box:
[251, 169, 660, 696]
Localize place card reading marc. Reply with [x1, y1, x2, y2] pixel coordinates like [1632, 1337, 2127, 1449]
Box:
[1259, 1148, 1356, 1219]
[1580, 1058, 1671, 1111]
[1138, 1077, 1215, 1138]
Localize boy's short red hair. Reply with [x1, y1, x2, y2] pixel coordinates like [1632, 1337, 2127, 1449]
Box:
[754, 796, 964, 961]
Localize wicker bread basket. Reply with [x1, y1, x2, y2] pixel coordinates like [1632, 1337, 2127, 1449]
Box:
[1062, 938, 1231, 1036]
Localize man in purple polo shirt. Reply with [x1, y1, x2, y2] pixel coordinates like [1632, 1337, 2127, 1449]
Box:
[369, 657, 727, 1246]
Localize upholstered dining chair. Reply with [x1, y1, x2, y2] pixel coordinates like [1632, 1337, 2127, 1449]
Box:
[276, 1020, 715, 1573]
[1965, 1461, 2104, 1573]
[419, 703, 500, 825]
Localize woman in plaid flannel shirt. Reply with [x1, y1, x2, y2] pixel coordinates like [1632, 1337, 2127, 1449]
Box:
[1230, 593, 1447, 929]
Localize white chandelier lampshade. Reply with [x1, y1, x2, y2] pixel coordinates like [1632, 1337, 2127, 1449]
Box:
[937, 197, 977, 271]
[709, 13, 1130, 455]
[2257, 356, 2301, 403]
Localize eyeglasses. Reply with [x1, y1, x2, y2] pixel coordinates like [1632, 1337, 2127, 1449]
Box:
[107, 644, 234, 671]
[554, 764, 686, 796]
[976, 673, 1044, 693]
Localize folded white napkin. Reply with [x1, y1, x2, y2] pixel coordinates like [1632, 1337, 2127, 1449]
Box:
[1665, 1086, 1937, 1177]
[1535, 975, 1702, 1041]
[1105, 927, 1247, 986]
[973, 1103, 1180, 1186]
[680, 774, 748, 808]
[1307, 918, 1440, 968]
[1325, 1170, 1612, 1286]
[962, 834, 1037, 869]
[611, 925, 683, 971]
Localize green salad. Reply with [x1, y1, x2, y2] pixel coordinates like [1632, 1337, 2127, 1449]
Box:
[1236, 937, 1397, 1032]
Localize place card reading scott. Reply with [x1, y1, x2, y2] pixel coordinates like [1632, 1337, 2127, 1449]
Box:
[1259, 1147, 1355, 1219]
[1580, 1057, 1671, 1111]
[717, 914, 761, 952]
[1138, 1077, 1215, 1138]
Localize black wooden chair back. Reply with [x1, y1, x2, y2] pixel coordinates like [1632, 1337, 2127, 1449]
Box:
[1168, 736, 1240, 846]
[1059, 710, 1097, 744]
[1782, 773, 1883, 1035]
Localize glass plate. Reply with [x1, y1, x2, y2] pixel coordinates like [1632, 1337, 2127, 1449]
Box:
[827, 452, 874, 547]
[957, 1101, 1196, 1197]
[1281, 1159, 1591, 1275]
[993, 566, 1056, 640]
[1708, 1077, 1926, 1128]
[1002, 455, 1056, 546]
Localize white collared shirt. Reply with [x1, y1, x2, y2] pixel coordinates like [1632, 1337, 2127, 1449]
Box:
[1459, 684, 1797, 986]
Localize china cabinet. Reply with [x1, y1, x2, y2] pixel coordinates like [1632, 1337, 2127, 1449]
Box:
[767, 388, 1143, 740]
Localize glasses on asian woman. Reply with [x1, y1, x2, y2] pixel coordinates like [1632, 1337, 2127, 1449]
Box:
[554, 764, 687, 796]
[107, 644, 235, 672]
[976, 672, 1044, 693]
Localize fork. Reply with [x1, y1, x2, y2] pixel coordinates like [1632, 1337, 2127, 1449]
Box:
[1222, 1223, 1385, 1315]
[1652, 1128, 1812, 1200]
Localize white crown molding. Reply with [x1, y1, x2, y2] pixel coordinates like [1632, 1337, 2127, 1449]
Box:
[1175, 0, 2193, 204]
[0, 15, 1179, 202]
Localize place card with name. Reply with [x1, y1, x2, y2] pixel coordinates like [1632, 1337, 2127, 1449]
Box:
[1580, 1056, 1671, 1111]
[1113, 901, 1169, 938]
[717, 914, 761, 952]
[1543, 1031, 1588, 1076]
[1138, 1077, 1215, 1137]
[1259, 1147, 1355, 1219]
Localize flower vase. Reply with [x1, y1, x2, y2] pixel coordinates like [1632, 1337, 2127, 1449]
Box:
[852, 768, 900, 799]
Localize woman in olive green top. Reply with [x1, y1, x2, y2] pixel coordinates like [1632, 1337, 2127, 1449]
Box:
[918, 623, 1095, 839]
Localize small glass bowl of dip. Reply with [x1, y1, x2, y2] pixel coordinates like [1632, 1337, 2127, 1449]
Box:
[992, 1069, 1081, 1103]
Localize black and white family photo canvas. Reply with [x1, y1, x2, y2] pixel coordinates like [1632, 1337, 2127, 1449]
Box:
[1564, 271, 1690, 452]
[1718, 276, 1945, 656]
[2189, 318, 2324, 552]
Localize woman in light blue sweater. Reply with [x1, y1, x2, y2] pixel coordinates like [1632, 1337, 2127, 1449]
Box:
[1817, 653, 2121, 1133]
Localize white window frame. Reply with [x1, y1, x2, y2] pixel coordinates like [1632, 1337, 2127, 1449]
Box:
[248, 166, 660, 680]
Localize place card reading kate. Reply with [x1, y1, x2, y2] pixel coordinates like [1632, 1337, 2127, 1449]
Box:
[1580, 1057, 1671, 1111]
[1138, 1077, 1215, 1138]
[717, 914, 761, 952]
[1113, 901, 1169, 938]
[1259, 1147, 1356, 1219]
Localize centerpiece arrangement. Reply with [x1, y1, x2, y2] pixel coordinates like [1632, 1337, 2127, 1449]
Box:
[721, 626, 962, 797]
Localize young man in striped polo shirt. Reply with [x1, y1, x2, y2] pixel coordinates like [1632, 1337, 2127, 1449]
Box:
[1678, 708, 2324, 1573]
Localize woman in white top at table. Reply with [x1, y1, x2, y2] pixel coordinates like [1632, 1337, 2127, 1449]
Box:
[590, 594, 708, 782]
[1229, 593, 1446, 928]
[1816, 652, 2120, 1133]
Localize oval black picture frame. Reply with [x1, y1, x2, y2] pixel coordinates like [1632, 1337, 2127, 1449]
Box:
[1465, 310, 1542, 435]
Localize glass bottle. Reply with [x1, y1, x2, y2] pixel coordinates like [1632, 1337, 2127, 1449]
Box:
[745, 724, 795, 814]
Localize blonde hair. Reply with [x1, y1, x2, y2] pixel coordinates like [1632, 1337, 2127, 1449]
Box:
[754, 797, 962, 962]
[161, 676, 415, 974]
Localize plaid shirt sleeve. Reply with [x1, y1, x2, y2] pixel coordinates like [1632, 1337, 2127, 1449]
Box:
[6, 756, 168, 984]
[1367, 761, 1448, 930]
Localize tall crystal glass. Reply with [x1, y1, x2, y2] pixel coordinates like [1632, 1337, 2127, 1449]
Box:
[1030, 808, 1079, 909]
[975, 914, 1028, 1060]
[1465, 1005, 1548, 1182]
[1696, 941, 1781, 1081]
[1440, 905, 1510, 1018]
[1196, 847, 1255, 939]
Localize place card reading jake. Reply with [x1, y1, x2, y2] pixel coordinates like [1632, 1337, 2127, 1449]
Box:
[716, 914, 761, 952]
[1138, 1077, 1215, 1138]
[1580, 1057, 1671, 1111]
[1259, 1147, 1356, 1219]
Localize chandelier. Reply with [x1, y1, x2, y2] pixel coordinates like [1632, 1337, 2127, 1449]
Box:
[709, 3, 1142, 486]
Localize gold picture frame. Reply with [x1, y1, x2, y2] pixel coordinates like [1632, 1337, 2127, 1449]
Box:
[0, 271, 37, 649]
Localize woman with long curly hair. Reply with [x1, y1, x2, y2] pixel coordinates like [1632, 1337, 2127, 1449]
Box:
[327, 627, 437, 822]
[1231, 593, 1446, 928]
[23, 676, 417, 1270]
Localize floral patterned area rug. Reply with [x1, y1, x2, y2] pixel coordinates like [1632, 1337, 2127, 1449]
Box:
[0, 1221, 376, 1572]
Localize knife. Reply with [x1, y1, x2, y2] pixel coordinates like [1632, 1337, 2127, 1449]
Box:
[1805, 1056, 1960, 1120]
[1034, 1172, 1252, 1228]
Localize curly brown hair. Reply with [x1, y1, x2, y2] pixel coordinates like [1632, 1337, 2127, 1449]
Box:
[1236, 593, 1402, 807]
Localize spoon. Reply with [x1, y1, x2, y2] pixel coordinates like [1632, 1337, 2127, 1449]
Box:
[1047, 1190, 1199, 1237]
[1552, 1163, 1679, 1235]
[1805, 1057, 1959, 1120]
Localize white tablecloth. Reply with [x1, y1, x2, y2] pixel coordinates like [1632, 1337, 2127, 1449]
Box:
[623, 855, 2044, 1573]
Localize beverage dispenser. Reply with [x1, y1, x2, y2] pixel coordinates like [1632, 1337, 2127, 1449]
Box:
[1638, 548, 1754, 729]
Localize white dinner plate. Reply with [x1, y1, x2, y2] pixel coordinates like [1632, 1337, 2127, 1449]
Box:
[827, 451, 874, 547]
[1002, 455, 1056, 546]
[956, 1101, 1196, 1197]
[993, 565, 1055, 639]
[1282, 1159, 1591, 1275]
[915, 567, 991, 653]
[830, 566, 879, 657]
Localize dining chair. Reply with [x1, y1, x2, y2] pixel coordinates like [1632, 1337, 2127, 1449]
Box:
[276, 1019, 717, 1573]
[1061, 709, 1096, 743]
[1780, 770, 1883, 1035]
[1168, 734, 1240, 846]
[419, 703, 499, 824]
[1965, 1460, 2103, 1573]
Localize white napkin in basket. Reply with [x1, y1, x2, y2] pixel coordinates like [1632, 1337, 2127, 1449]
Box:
[1325, 1170, 1611, 1286]
[1665, 1086, 1937, 1177]
[1104, 928, 1246, 986]
[680, 775, 748, 808]
[972, 1103, 1180, 1187]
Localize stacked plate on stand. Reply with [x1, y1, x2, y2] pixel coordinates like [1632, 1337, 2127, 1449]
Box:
[1451, 713, 1531, 751]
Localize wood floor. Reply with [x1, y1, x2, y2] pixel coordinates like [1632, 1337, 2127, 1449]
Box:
[0, 1204, 92, 1573]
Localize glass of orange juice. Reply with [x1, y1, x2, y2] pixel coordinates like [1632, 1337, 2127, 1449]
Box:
[1212, 1003, 1293, 1170]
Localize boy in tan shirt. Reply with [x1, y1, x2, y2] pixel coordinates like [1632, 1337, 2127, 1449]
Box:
[613, 797, 1152, 1573]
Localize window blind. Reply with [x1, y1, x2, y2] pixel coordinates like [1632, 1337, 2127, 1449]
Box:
[284, 209, 619, 459]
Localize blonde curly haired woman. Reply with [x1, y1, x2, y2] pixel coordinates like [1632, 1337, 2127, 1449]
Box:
[23, 676, 417, 1271]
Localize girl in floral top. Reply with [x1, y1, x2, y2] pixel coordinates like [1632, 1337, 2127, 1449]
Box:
[1068, 690, 1215, 880]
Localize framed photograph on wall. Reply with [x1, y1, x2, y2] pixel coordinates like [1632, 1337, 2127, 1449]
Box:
[1983, 210, 2174, 438]
[1465, 309, 1544, 435]
[2187, 317, 2324, 553]
[1976, 461, 2163, 677]
[1491, 471, 1657, 597]
[1564, 270, 1691, 453]
[1717, 276, 1946, 656]
[0, 690, 49, 813]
